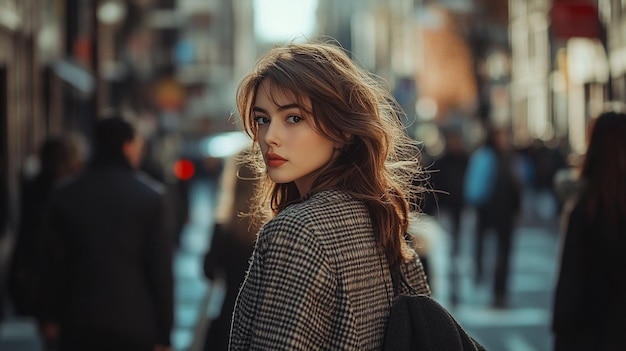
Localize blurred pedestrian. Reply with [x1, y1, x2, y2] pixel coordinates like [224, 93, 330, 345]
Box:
[430, 129, 469, 257]
[7, 133, 86, 349]
[552, 109, 626, 351]
[553, 121, 596, 210]
[429, 128, 468, 306]
[202, 151, 259, 351]
[527, 138, 568, 220]
[464, 126, 521, 308]
[228, 40, 430, 350]
[40, 115, 174, 351]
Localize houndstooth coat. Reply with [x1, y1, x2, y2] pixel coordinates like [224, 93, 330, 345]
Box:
[229, 188, 430, 350]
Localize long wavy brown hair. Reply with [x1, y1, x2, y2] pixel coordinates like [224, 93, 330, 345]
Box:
[580, 109, 626, 222]
[234, 40, 424, 268]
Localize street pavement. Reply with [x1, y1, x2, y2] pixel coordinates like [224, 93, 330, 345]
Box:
[0, 180, 561, 351]
[429, 197, 560, 351]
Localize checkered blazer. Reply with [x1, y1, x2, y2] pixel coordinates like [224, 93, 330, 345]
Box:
[229, 188, 430, 350]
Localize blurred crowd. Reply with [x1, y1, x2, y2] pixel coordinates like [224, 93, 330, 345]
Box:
[416, 119, 569, 309]
[1, 103, 624, 351]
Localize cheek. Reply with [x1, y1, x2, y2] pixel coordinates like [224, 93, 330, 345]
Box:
[256, 134, 267, 149]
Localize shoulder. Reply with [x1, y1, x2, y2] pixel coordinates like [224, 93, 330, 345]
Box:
[282, 189, 365, 224]
[48, 172, 84, 198]
[45, 173, 90, 214]
[564, 185, 589, 221]
[284, 189, 368, 231]
[134, 171, 166, 195]
[257, 189, 368, 251]
[300, 188, 361, 208]
[560, 189, 591, 242]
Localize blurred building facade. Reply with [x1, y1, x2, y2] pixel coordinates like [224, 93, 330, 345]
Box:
[317, 0, 622, 161]
[1, 0, 54, 234]
[603, 0, 626, 101]
[0, 0, 256, 249]
[509, 0, 625, 157]
[2, 0, 625, 244]
[316, 0, 510, 154]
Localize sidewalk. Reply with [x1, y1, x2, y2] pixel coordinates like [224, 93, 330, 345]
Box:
[429, 201, 561, 351]
[170, 178, 218, 351]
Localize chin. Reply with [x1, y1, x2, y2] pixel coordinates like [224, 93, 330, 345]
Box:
[266, 171, 287, 184]
[268, 176, 294, 184]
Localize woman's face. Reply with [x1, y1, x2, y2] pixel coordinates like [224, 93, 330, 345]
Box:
[253, 79, 338, 195]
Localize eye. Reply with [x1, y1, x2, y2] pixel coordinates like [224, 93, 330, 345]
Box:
[254, 116, 270, 125]
[286, 115, 303, 123]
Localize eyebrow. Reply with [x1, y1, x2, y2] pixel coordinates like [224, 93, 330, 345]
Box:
[252, 103, 301, 114]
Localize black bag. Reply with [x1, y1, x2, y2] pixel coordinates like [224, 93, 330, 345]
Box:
[382, 269, 487, 351]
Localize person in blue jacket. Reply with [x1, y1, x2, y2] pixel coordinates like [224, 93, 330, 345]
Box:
[464, 126, 521, 308]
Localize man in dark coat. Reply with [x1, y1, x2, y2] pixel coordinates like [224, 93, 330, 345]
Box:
[430, 129, 468, 257]
[429, 129, 468, 306]
[40, 116, 174, 351]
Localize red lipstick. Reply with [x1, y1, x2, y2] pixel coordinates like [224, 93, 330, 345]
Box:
[266, 152, 287, 167]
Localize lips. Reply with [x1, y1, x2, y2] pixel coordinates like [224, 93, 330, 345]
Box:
[266, 152, 287, 167]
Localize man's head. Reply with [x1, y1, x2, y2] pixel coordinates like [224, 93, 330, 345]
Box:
[94, 116, 144, 169]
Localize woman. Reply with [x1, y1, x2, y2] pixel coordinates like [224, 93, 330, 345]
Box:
[552, 109, 626, 350]
[228, 40, 430, 350]
[203, 151, 259, 351]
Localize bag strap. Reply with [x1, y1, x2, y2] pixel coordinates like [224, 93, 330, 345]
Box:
[384, 232, 420, 297]
[390, 266, 418, 296]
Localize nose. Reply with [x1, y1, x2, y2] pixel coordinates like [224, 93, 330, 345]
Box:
[262, 121, 281, 146]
